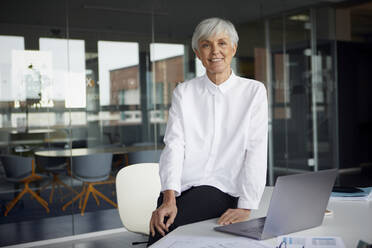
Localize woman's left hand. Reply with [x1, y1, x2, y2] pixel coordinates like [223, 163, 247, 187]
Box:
[218, 208, 251, 225]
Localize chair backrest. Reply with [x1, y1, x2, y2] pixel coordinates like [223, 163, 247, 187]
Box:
[116, 163, 161, 235]
[71, 153, 113, 182]
[127, 150, 162, 165]
[35, 155, 66, 170]
[0, 155, 33, 180]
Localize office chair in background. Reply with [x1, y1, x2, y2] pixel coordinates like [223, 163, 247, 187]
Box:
[35, 153, 78, 203]
[127, 149, 162, 165]
[62, 153, 117, 216]
[0, 155, 50, 216]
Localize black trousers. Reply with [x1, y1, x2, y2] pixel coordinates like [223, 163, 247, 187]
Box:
[147, 185, 238, 246]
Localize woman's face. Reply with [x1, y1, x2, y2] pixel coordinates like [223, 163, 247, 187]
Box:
[195, 32, 237, 76]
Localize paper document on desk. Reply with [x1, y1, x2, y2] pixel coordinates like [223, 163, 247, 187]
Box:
[330, 187, 372, 201]
[278, 236, 346, 248]
[166, 240, 270, 248]
[159, 237, 271, 248]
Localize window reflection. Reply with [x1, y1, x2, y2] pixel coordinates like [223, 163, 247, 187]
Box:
[39, 38, 86, 108]
[97, 41, 139, 127]
[0, 35, 25, 129]
[98, 41, 139, 106]
[150, 43, 184, 125]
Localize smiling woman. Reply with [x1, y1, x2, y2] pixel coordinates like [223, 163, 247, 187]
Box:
[147, 17, 268, 247]
[194, 33, 237, 84]
[193, 18, 238, 84]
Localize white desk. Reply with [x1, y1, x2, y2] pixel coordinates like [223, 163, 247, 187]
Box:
[150, 187, 372, 248]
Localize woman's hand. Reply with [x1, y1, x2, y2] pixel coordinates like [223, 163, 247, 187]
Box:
[149, 190, 178, 237]
[218, 208, 251, 225]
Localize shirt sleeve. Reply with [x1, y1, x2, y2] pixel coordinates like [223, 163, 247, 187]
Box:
[158, 85, 185, 196]
[238, 84, 268, 209]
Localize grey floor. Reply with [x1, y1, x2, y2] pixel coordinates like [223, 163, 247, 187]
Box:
[38, 231, 148, 248]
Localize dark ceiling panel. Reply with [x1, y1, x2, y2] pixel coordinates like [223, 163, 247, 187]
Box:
[0, 0, 356, 41]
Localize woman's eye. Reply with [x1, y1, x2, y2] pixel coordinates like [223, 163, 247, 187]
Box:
[201, 43, 209, 48]
[219, 42, 226, 46]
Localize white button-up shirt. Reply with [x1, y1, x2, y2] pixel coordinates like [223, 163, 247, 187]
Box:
[159, 72, 268, 209]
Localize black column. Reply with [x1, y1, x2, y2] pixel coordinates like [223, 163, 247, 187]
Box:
[139, 43, 150, 142]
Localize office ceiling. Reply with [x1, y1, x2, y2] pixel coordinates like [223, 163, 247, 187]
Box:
[0, 0, 356, 42]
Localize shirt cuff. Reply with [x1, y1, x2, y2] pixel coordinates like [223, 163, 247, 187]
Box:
[237, 198, 260, 210]
[161, 183, 181, 197]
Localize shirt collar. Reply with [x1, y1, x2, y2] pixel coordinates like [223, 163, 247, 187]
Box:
[203, 71, 236, 95]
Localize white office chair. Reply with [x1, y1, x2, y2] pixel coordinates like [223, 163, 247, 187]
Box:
[116, 163, 161, 235]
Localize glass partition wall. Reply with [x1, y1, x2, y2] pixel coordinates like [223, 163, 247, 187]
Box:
[0, 2, 192, 245]
[266, 9, 339, 183]
[1, 1, 371, 246]
[267, 10, 338, 179]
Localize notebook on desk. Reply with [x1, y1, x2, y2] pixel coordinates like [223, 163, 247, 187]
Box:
[215, 169, 338, 240]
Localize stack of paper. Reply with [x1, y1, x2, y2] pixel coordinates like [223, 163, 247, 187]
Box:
[330, 187, 372, 201]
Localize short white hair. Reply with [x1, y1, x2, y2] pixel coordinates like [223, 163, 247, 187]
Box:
[191, 17, 239, 52]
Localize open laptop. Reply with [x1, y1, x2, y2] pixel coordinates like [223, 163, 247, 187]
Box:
[215, 169, 337, 240]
